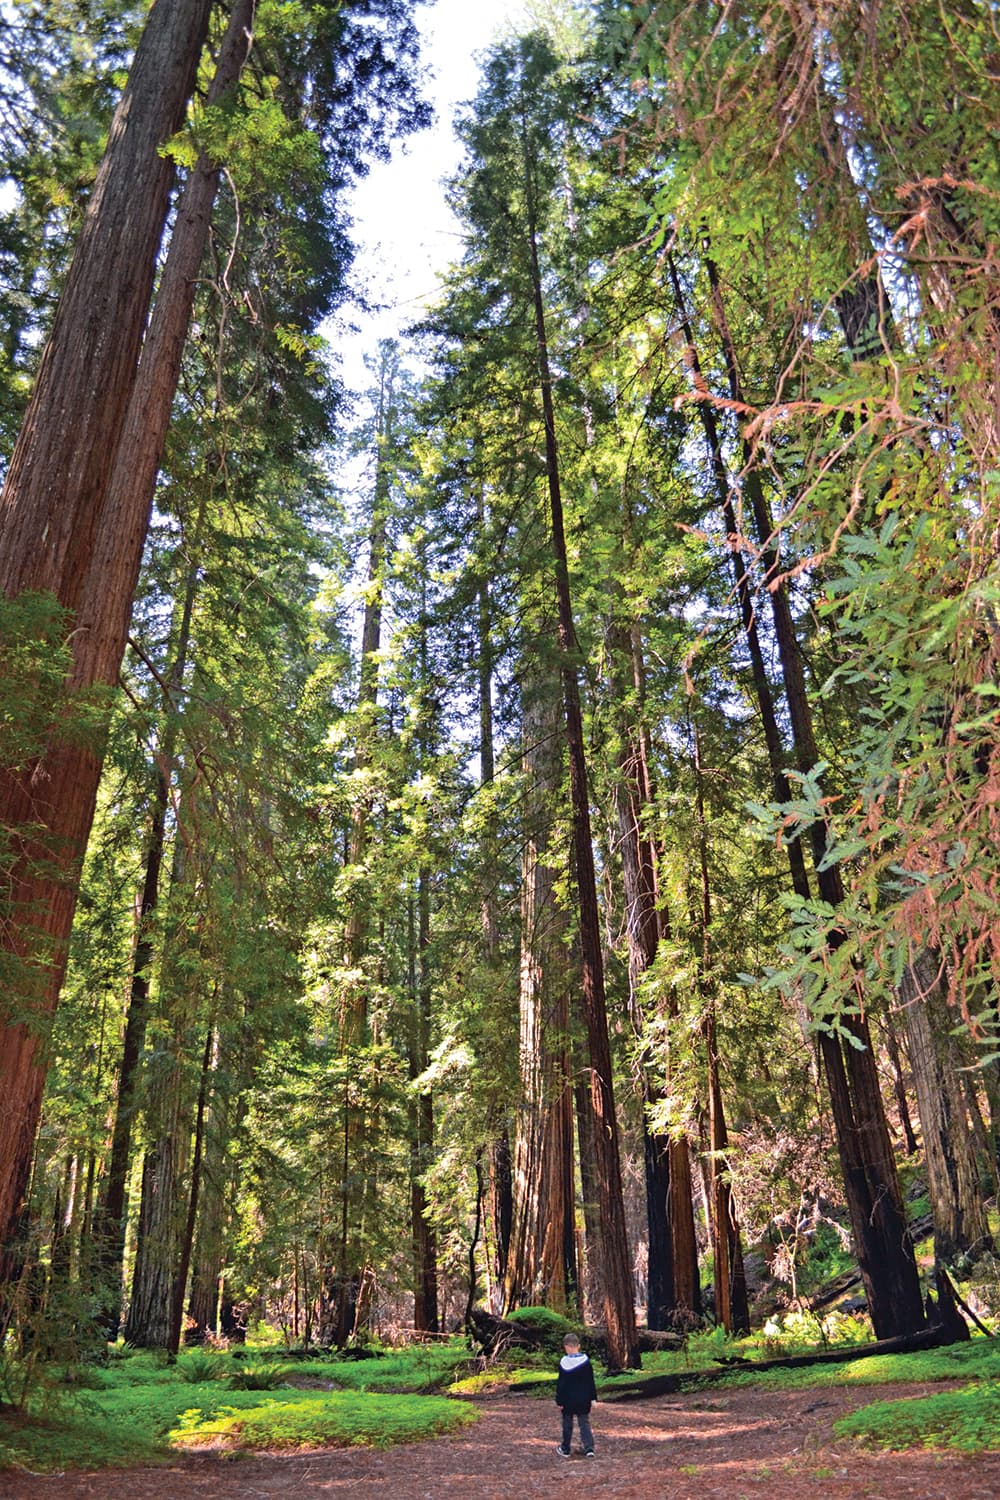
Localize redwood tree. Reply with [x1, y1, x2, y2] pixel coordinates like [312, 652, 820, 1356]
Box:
[0, 0, 216, 1272]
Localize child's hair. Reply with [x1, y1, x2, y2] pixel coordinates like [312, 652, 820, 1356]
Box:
[563, 1333, 581, 1350]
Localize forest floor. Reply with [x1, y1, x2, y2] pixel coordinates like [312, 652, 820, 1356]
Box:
[4, 1381, 999, 1500]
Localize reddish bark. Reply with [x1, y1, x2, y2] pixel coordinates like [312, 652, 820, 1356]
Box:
[0, 0, 223, 1270]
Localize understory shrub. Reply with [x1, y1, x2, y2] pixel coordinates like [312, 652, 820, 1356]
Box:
[226, 1362, 290, 1390]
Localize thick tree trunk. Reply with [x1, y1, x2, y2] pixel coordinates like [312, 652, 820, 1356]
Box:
[491, 1132, 513, 1302]
[900, 949, 992, 1263]
[0, 0, 246, 1271]
[505, 664, 576, 1312]
[642, 1117, 674, 1327]
[124, 1128, 184, 1350]
[186, 1141, 227, 1344]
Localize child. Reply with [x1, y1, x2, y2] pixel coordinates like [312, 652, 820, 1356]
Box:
[555, 1332, 597, 1458]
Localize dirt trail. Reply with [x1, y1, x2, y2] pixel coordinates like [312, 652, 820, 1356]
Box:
[4, 1383, 999, 1499]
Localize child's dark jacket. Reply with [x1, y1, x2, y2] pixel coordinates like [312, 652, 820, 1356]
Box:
[555, 1352, 597, 1413]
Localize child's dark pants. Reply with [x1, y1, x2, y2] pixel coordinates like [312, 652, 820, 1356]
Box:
[561, 1407, 594, 1453]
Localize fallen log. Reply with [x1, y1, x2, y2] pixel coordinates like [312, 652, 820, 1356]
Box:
[638, 1328, 687, 1354]
[603, 1323, 959, 1403]
[467, 1309, 684, 1364]
[466, 1309, 552, 1355]
[806, 1267, 862, 1311]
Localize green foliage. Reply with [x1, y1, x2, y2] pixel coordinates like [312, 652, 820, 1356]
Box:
[0, 1351, 477, 1472]
[0, 591, 73, 767]
[758, 1310, 871, 1355]
[447, 1364, 554, 1396]
[712, 1339, 1000, 1394]
[506, 1306, 580, 1352]
[15, 0, 1000, 1399]
[170, 1386, 476, 1458]
[175, 1353, 225, 1384]
[835, 1384, 1000, 1454]
[797, 1224, 857, 1296]
[315, 1341, 473, 1395]
[170, 1389, 477, 1453]
[226, 1361, 291, 1390]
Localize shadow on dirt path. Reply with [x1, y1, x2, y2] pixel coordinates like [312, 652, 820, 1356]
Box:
[3, 1382, 999, 1499]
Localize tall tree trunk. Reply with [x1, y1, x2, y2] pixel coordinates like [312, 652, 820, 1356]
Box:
[505, 661, 576, 1312]
[0, 0, 247, 1272]
[186, 1126, 228, 1344]
[124, 1107, 186, 1350]
[692, 716, 750, 1335]
[123, 832, 200, 1350]
[491, 1131, 513, 1307]
[666, 252, 811, 903]
[333, 345, 398, 1343]
[170, 1023, 216, 1354]
[409, 871, 439, 1333]
[610, 618, 700, 1324]
[900, 949, 992, 1263]
[520, 111, 638, 1372]
[573, 1053, 605, 1323]
[475, 493, 513, 1300]
[703, 251, 925, 1340]
[880, 1012, 920, 1158]
[90, 534, 203, 1331]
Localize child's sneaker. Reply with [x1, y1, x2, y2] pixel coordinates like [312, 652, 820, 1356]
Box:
[585, 1449, 596, 1458]
[556, 1445, 570, 1457]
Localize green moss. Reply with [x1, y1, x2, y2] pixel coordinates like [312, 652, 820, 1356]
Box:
[506, 1306, 582, 1353]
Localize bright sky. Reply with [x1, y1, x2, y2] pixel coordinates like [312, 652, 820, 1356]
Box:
[0, 1, 528, 388]
[336, 0, 527, 391]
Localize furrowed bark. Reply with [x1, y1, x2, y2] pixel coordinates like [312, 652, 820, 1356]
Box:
[0, 0, 249, 1274]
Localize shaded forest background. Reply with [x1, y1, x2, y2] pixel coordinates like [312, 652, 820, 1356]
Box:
[1, 0, 999, 1378]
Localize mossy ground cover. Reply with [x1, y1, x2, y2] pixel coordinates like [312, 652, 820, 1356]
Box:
[171, 1388, 474, 1451]
[701, 1337, 1000, 1394]
[834, 1383, 1000, 1452]
[298, 1342, 474, 1393]
[0, 1343, 478, 1473]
